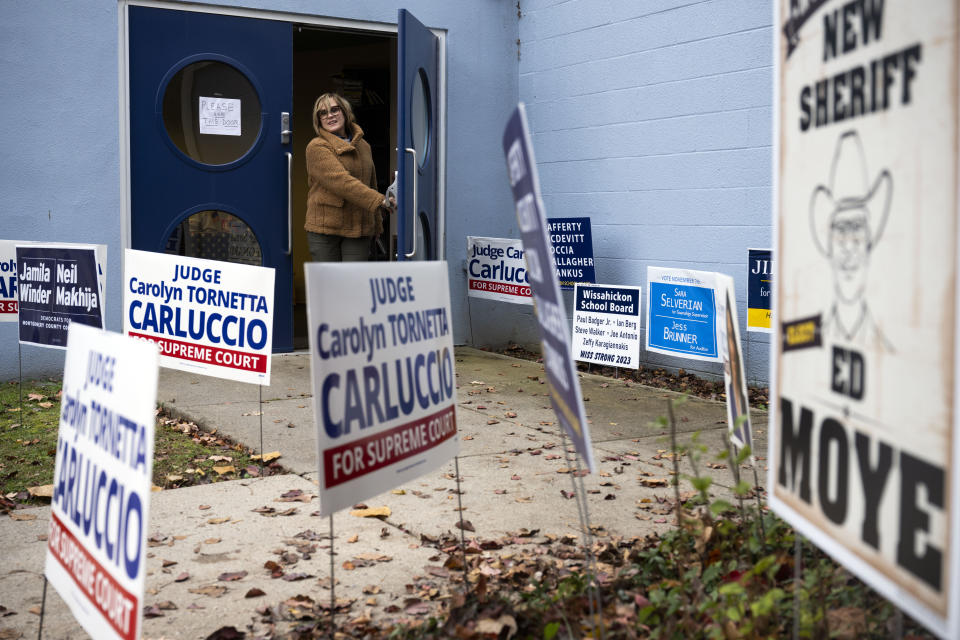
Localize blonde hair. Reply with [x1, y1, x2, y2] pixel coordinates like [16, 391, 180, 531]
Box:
[312, 93, 357, 136]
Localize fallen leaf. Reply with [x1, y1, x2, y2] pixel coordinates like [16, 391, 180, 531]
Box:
[476, 615, 518, 638]
[281, 572, 312, 582]
[349, 506, 391, 519]
[207, 517, 231, 525]
[208, 455, 232, 462]
[143, 605, 164, 618]
[404, 599, 433, 615]
[250, 451, 281, 462]
[347, 534, 359, 543]
[37, 402, 53, 409]
[277, 489, 314, 503]
[27, 393, 44, 401]
[156, 600, 178, 610]
[205, 626, 245, 639]
[640, 478, 669, 487]
[198, 504, 212, 510]
[9, 512, 37, 521]
[166, 474, 183, 482]
[560, 489, 576, 499]
[27, 485, 53, 498]
[212, 465, 236, 476]
[245, 588, 266, 598]
[454, 520, 475, 532]
[218, 571, 248, 582]
[175, 572, 190, 582]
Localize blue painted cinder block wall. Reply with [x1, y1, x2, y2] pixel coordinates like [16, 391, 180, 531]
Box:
[0, 0, 522, 379]
[0, 0, 774, 386]
[518, 0, 774, 384]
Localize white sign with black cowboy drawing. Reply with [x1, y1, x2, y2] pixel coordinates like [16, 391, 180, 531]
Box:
[773, 1, 959, 637]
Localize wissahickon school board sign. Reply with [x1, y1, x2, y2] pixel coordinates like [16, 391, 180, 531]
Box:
[773, 0, 960, 637]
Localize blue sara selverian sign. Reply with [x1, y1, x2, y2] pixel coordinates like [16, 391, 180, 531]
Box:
[503, 104, 595, 473]
[547, 217, 595, 290]
[646, 266, 720, 362]
[16, 244, 104, 349]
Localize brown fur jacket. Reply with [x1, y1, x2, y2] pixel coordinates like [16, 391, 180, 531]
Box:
[304, 124, 383, 238]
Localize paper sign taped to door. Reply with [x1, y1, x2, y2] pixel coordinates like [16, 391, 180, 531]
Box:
[199, 96, 241, 136]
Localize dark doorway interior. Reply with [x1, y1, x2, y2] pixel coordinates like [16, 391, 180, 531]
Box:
[291, 26, 397, 350]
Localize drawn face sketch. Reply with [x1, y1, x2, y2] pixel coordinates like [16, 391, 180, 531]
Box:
[829, 207, 870, 304]
[810, 130, 892, 346]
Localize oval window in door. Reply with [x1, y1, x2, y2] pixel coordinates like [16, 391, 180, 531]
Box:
[162, 61, 262, 166]
[164, 210, 262, 266]
[410, 69, 431, 168]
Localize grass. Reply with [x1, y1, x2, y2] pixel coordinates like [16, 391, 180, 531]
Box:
[0, 379, 280, 508]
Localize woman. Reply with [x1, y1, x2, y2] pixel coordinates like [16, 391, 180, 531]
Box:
[305, 92, 393, 262]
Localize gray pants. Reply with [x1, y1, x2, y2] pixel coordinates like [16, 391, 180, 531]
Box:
[307, 232, 370, 262]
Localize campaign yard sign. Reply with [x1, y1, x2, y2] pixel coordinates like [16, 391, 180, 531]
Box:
[46, 322, 159, 640]
[503, 104, 595, 473]
[646, 267, 720, 362]
[572, 284, 641, 369]
[716, 275, 751, 453]
[2, 241, 108, 324]
[17, 244, 104, 349]
[547, 217, 595, 290]
[747, 249, 772, 333]
[465, 236, 532, 304]
[774, 0, 959, 636]
[306, 262, 458, 516]
[0, 240, 29, 320]
[123, 249, 274, 386]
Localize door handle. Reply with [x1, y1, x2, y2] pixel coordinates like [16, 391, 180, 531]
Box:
[404, 147, 417, 258]
[285, 152, 292, 256]
[280, 112, 291, 145]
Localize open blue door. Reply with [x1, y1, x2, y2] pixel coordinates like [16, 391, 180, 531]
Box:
[397, 10, 440, 261]
[129, 7, 294, 351]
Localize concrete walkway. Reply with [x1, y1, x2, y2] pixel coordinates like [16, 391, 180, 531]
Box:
[0, 347, 766, 639]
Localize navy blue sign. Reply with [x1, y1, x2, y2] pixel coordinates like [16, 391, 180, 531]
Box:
[548, 217, 595, 290]
[503, 105, 595, 472]
[646, 269, 718, 361]
[747, 249, 772, 333]
[575, 285, 638, 315]
[17, 246, 103, 349]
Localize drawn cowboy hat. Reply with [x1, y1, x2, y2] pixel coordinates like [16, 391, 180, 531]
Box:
[810, 130, 892, 257]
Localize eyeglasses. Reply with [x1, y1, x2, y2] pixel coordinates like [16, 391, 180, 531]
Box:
[318, 105, 342, 119]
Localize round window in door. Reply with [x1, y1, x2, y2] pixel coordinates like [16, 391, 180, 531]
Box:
[164, 210, 262, 266]
[162, 61, 262, 165]
[410, 69, 431, 168]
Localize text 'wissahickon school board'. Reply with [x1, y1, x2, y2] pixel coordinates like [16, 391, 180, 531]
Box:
[772, 1, 960, 637]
